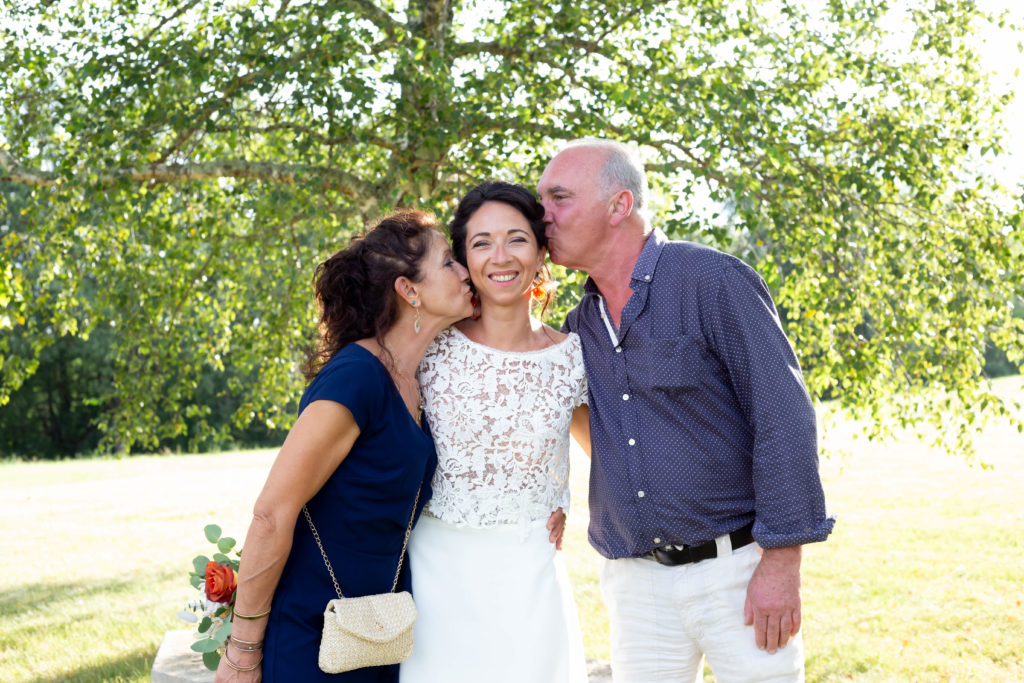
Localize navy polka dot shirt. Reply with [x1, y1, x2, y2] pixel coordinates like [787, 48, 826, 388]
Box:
[564, 229, 835, 559]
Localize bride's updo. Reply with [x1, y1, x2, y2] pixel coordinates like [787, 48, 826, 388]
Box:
[302, 210, 438, 381]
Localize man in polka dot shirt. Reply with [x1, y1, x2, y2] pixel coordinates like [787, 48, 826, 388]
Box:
[539, 138, 835, 682]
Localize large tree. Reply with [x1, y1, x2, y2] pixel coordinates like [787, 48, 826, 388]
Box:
[1, 0, 1021, 454]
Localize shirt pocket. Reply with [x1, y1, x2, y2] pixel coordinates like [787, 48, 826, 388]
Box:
[641, 335, 703, 391]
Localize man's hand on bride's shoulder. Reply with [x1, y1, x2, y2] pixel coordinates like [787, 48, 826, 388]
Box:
[546, 507, 566, 550]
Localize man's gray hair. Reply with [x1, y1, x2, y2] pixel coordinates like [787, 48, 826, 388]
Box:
[562, 138, 647, 211]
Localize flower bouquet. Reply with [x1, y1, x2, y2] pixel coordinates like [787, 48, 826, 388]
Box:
[177, 524, 240, 670]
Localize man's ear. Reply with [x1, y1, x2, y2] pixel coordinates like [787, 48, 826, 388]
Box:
[608, 189, 635, 227]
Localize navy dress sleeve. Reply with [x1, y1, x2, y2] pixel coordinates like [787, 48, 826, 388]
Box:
[298, 350, 386, 430]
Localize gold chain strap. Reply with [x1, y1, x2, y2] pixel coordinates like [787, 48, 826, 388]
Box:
[303, 485, 422, 599]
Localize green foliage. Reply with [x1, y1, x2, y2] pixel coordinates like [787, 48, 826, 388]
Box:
[984, 298, 1024, 379]
[204, 525, 222, 544]
[191, 556, 210, 575]
[202, 651, 221, 671]
[0, 320, 290, 457]
[0, 326, 113, 457]
[2, 0, 1022, 455]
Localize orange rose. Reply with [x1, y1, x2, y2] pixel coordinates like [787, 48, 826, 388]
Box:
[204, 561, 237, 604]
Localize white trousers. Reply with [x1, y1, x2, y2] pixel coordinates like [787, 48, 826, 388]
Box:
[600, 542, 804, 683]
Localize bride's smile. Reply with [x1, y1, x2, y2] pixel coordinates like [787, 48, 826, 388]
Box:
[464, 200, 546, 306]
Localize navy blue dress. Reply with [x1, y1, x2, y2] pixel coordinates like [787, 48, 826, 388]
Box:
[262, 344, 436, 682]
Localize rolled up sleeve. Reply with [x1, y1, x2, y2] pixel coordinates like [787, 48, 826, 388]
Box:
[709, 262, 835, 548]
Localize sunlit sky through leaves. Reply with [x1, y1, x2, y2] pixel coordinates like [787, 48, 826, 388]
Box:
[968, 0, 1024, 187]
[2, 1, 1021, 188]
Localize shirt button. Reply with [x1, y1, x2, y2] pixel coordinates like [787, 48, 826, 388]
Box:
[653, 537, 661, 544]
[644, 274, 651, 281]
[615, 347, 622, 353]
[622, 393, 630, 401]
[637, 490, 645, 498]
[628, 438, 636, 446]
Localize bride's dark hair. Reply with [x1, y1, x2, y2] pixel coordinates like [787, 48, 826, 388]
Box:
[448, 181, 552, 316]
[302, 210, 437, 381]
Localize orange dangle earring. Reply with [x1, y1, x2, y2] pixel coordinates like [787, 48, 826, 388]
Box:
[470, 293, 481, 320]
[531, 273, 546, 303]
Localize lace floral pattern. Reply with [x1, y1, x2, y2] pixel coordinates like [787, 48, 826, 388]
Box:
[417, 327, 588, 529]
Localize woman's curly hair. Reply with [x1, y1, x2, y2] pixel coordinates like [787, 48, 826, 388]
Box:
[302, 210, 437, 381]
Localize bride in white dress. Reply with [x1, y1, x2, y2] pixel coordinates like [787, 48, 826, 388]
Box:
[400, 181, 591, 682]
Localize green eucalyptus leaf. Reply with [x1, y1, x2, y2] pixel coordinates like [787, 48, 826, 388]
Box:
[192, 556, 210, 575]
[214, 619, 233, 644]
[191, 637, 222, 653]
[204, 525, 222, 544]
[202, 651, 221, 671]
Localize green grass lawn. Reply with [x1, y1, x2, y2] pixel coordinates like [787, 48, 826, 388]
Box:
[1, 376, 1022, 682]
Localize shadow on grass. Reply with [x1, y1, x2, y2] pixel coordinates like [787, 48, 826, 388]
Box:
[0, 576, 138, 617]
[27, 646, 156, 683]
[2, 573, 175, 682]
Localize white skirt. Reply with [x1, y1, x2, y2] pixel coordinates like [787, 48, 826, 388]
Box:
[399, 513, 587, 682]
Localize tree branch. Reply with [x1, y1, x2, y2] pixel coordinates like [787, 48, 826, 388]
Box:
[209, 122, 401, 154]
[0, 148, 50, 186]
[451, 36, 603, 60]
[457, 115, 565, 141]
[1, 152, 379, 207]
[155, 47, 319, 163]
[326, 0, 404, 39]
[139, 0, 204, 45]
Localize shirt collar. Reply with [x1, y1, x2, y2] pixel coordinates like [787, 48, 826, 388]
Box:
[630, 228, 667, 284]
[582, 228, 668, 296]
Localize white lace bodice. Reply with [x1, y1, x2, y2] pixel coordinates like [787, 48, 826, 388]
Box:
[417, 326, 588, 529]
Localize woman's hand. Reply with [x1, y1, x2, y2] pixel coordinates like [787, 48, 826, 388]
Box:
[213, 645, 263, 683]
[545, 507, 566, 550]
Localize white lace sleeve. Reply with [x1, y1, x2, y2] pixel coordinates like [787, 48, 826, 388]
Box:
[577, 368, 589, 407]
[417, 328, 587, 529]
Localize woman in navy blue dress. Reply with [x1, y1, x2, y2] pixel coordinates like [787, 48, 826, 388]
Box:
[215, 211, 473, 683]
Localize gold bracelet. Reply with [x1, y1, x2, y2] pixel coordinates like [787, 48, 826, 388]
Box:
[228, 635, 263, 646]
[227, 636, 263, 652]
[223, 648, 263, 672]
[232, 607, 271, 620]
